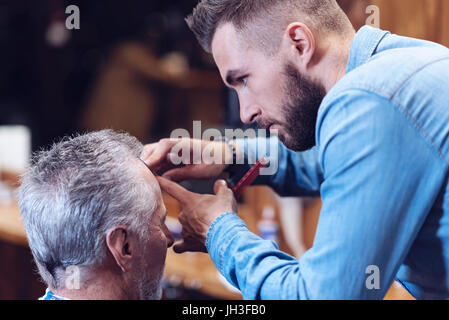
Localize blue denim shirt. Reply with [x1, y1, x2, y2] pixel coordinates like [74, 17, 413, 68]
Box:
[206, 26, 449, 300]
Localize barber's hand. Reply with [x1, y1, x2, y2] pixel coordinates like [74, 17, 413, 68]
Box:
[141, 138, 237, 182]
[157, 176, 238, 254]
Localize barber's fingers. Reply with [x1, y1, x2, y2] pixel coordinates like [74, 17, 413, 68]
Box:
[142, 139, 177, 169]
[151, 154, 180, 174]
[157, 176, 195, 205]
[163, 165, 207, 182]
[173, 240, 189, 254]
[213, 179, 233, 197]
[140, 143, 157, 161]
[173, 239, 207, 254]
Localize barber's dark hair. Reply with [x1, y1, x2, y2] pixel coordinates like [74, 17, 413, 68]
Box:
[186, 0, 352, 53]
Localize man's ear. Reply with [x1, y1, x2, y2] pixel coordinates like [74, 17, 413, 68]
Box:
[106, 226, 133, 273]
[283, 22, 316, 70]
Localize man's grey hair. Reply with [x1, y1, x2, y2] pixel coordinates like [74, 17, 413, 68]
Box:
[19, 130, 158, 289]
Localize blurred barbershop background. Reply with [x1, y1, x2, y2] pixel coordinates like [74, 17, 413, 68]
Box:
[1, 0, 448, 300]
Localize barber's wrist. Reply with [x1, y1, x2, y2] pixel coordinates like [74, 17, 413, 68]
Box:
[206, 211, 238, 250]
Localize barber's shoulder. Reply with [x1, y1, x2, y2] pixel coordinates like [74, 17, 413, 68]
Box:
[334, 44, 449, 101]
[316, 85, 395, 147]
[318, 79, 392, 124]
[317, 48, 424, 123]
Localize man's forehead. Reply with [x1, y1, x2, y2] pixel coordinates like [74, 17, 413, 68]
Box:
[137, 159, 162, 197]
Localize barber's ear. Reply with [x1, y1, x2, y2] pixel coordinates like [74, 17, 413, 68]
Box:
[106, 226, 133, 273]
[284, 23, 316, 70]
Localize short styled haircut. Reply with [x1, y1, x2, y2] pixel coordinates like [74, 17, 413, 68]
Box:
[19, 130, 158, 289]
[186, 0, 353, 54]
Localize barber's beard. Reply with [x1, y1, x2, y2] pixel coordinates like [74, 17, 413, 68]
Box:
[278, 64, 326, 152]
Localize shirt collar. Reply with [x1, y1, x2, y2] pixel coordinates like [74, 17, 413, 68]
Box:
[346, 25, 390, 74]
[39, 288, 70, 300]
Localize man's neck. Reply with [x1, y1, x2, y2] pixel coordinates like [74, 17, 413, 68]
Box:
[51, 270, 132, 300]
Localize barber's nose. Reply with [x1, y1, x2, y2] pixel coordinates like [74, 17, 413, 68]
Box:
[239, 98, 261, 124]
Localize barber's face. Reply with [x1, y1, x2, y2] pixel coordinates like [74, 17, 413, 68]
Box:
[212, 23, 326, 151]
[136, 164, 174, 300]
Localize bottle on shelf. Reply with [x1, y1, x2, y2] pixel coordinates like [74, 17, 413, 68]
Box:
[258, 206, 279, 245]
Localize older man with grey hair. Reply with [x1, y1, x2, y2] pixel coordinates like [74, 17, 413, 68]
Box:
[19, 129, 174, 300]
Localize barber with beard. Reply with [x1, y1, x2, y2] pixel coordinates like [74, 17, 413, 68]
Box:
[141, 0, 449, 300]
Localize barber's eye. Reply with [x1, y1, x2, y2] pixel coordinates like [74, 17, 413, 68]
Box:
[238, 76, 248, 86]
